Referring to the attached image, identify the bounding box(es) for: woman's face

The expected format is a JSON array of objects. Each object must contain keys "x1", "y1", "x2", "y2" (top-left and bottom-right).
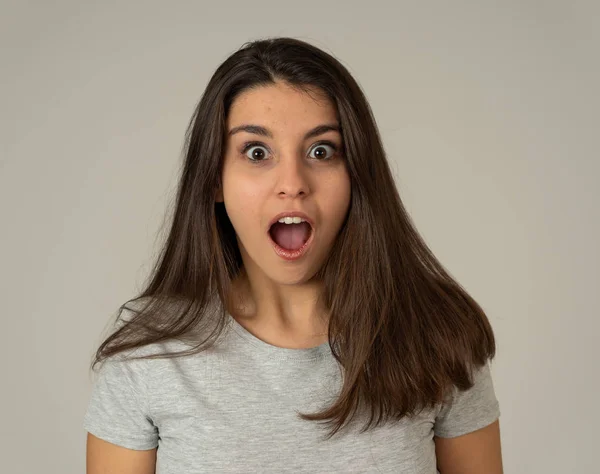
[{"x1": 217, "y1": 80, "x2": 351, "y2": 285}]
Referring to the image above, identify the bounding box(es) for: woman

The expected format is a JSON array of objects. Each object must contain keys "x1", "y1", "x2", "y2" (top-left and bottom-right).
[{"x1": 84, "y1": 37, "x2": 503, "y2": 473}]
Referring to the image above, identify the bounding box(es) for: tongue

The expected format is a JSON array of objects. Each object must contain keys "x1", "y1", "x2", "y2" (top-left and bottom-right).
[{"x1": 270, "y1": 222, "x2": 311, "y2": 250}]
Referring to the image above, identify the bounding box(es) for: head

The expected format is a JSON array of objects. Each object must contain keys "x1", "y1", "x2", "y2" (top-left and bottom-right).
[
  {"x1": 202, "y1": 38, "x2": 398, "y2": 294},
  {"x1": 95, "y1": 37, "x2": 496, "y2": 440}
]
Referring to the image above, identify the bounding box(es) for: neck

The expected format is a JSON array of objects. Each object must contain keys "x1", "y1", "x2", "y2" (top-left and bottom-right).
[{"x1": 226, "y1": 268, "x2": 330, "y2": 347}]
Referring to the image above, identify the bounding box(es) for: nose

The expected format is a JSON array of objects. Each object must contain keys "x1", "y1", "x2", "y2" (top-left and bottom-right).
[{"x1": 275, "y1": 155, "x2": 309, "y2": 199}]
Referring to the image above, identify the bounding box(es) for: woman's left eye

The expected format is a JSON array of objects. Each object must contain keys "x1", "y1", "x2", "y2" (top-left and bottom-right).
[{"x1": 309, "y1": 142, "x2": 337, "y2": 160}]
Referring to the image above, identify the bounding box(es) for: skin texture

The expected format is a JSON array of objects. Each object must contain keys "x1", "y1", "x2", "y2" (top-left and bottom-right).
[
  {"x1": 216, "y1": 80, "x2": 351, "y2": 348},
  {"x1": 434, "y1": 419, "x2": 504, "y2": 473},
  {"x1": 86, "y1": 433, "x2": 156, "y2": 474}
]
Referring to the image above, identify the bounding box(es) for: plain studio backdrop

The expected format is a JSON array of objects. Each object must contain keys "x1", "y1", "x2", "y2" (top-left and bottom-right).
[{"x1": 1, "y1": 1, "x2": 598, "y2": 473}]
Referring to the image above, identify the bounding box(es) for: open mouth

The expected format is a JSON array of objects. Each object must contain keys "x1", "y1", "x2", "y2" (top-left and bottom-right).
[{"x1": 268, "y1": 221, "x2": 313, "y2": 251}]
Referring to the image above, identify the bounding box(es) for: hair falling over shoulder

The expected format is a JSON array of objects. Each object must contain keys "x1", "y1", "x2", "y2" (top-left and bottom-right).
[{"x1": 90, "y1": 37, "x2": 496, "y2": 440}]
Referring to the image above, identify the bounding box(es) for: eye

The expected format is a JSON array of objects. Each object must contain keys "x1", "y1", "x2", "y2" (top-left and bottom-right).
[
  {"x1": 242, "y1": 143, "x2": 270, "y2": 162},
  {"x1": 309, "y1": 142, "x2": 338, "y2": 161}
]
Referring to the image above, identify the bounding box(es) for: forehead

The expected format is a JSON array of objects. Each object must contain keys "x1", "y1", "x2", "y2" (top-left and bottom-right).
[{"x1": 227, "y1": 82, "x2": 338, "y2": 129}]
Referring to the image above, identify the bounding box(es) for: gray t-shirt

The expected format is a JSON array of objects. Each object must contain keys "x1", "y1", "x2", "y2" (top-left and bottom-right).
[{"x1": 83, "y1": 311, "x2": 500, "y2": 473}]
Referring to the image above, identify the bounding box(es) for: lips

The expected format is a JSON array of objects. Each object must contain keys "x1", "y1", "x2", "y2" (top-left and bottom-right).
[{"x1": 266, "y1": 211, "x2": 316, "y2": 261}]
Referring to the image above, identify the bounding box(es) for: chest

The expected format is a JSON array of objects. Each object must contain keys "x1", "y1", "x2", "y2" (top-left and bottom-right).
[{"x1": 150, "y1": 362, "x2": 440, "y2": 473}]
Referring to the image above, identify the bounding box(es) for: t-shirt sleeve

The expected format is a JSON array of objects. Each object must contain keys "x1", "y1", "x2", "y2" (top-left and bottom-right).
[
  {"x1": 433, "y1": 361, "x2": 501, "y2": 438},
  {"x1": 83, "y1": 353, "x2": 159, "y2": 450}
]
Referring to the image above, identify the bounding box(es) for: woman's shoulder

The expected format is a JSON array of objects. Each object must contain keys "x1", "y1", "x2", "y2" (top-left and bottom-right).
[{"x1": 111, "y1": 294, "x2": 225, "y2": 360}]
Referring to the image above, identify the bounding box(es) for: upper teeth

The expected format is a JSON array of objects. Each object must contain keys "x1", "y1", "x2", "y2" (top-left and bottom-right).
[{"x1": 278, "y1": 216, "x2": 306, "y2": 224}]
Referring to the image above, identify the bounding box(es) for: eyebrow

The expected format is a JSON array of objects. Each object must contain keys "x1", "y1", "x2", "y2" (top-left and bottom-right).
[{"x1": 228, "y1": 123, "x2": 341, "y2": 140}]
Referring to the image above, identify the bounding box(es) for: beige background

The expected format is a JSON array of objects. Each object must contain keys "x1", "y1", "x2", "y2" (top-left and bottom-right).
[{"x1": 1, "y1": 1, "x2": 598, "y2": 473}]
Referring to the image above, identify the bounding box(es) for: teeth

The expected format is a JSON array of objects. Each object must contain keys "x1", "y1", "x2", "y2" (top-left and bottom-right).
[{"x1": 277, "y1": 216, "x2": 306, "y2": 224}]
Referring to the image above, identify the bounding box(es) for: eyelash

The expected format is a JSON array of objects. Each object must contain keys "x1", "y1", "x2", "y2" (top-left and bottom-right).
[{"x1": 240, "y1": 140, "x2": 340, "y2": 164}]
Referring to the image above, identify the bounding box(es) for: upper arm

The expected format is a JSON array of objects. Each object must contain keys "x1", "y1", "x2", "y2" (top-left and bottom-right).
[
  {"x1": 87, "y1": 432, "x2": 157, "y2": 474},
  {"x1": 432, "y1": 362, "x2": 502, "y2": 472},
  {"x1": 434, "y1": 418, "x2": 503, "y2": 474},
  {"x1": 83, "y1": 352, "x2": 159, "y2": 469}
]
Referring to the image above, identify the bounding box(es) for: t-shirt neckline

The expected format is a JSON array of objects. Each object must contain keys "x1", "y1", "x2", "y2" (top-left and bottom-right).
[{"x1": 225, "y1": 311, "x2": 332, "y2": 361}]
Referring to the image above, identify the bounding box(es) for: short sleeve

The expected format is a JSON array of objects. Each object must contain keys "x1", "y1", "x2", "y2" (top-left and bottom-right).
[
  {"x1": 433, "y1": 362, "x2": 501, "y2": 438},
  {"x1": 83, "y1": 353, "x2": 159, "y2": 450}
]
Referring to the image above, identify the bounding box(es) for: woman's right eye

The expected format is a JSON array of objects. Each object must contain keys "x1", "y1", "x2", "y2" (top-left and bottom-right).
[{"x1": 242, "y1": 144, "x2": 270, "y2": 162}]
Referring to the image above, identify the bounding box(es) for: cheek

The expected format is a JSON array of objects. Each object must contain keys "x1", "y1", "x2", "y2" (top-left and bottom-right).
[
  {"x1": 222, "y1": 177, "x2": 263, "y2": 234},
  {"x1": 324, "y1": 172, "x2": 351, "y2": 223}
]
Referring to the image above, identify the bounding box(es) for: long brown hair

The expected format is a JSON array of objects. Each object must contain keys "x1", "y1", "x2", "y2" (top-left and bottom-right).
[{"x1": 90, "y1": 36, "x2": 496, "y2": 440}]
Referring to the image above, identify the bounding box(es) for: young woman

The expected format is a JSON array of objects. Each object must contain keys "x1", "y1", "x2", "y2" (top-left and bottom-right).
[{"x1": 84, "y1": 37, "x2": 503, "y2": 473}]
